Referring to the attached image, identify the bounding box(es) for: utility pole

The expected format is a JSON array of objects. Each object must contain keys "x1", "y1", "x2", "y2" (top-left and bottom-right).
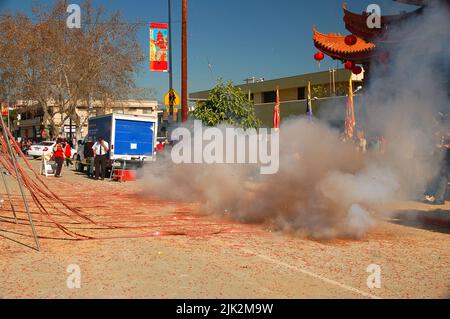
[
  {"x1": 181, "y1": 0, "x2": 188, "y2": 122},
  {"x1": 330, "y1": 68, "x2": 336, "y2": 96},
  {"x1": 168, "y1": 0, "x2": 174, "y2": 120},
  {"x1": 329, "y1": 68, "x2": 332, "y2": 97}
]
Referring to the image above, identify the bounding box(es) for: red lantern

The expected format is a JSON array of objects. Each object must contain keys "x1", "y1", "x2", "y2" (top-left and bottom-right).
[
  {"x1": 344, "y1": 61, "x2": 355, "y2": 70},
  {"x1": 314, "y1": 52, "x2": 324, "y2": 61},
  {"x1": 352, "y1": 66, "x2": 363, "y2": 75},
  {"x1": 344, "y1": 35, "x2": 357, "y2": 46},
  {"x1": 314, "y1": 52, "x2": 324, "y2": 69}
]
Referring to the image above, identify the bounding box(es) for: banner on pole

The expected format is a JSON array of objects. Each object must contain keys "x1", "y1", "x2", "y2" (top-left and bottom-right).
[{"x1": 149, "y1": 22, "x2": 169, "y2": 72}]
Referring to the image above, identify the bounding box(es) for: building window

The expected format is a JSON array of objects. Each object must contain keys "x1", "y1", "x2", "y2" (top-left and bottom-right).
[
  {"x1": 262, "y1": 91, "x2": 276, "y2": 103},
  {"x1": 298, "y1": 87, "x2": 305, "y2": 100}
]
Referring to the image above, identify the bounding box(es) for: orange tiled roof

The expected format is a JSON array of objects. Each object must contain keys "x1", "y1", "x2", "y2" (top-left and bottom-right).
[
  {"x1": 394, "y1": 0, "x2": 432, "y2": 5},
  {"x1": 342, "y1": 4, "x2": 423, "y2": 41},
  {"x1": 312, "y1": 26, "x2": 375, "y2": 64}
]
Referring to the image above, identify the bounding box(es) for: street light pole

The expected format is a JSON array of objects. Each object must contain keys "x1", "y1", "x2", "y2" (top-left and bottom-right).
[
  {"x1": 332, "y1": 68, "x2": 336, "y2": 96},
  {"x1": 168, "y1": 0, "x2": 174, "y2": 119},
  {"x1": 181, "y1": 0, "x2": 188, "y2": 122}
]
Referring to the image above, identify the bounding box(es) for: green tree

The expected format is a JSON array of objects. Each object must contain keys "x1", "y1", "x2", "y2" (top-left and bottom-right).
[{"x1": 192, "y1": 80, "x2": 261, "y2": 129}]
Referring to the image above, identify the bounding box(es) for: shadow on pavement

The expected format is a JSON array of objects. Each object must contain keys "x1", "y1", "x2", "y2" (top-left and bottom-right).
[{"x1": 390, "y1": 209, "x2": 450, "y2": 235}]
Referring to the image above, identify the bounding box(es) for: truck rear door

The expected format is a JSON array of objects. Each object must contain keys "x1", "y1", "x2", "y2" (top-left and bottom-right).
[{"x1": 114, "y1": 119, "x2": 155, "y2": 158}]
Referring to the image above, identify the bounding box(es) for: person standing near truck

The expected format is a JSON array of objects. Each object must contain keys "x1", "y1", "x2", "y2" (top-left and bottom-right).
[
  {"x1": 64, "y1": 141, "x2": 73, "y2": 167},
  {"x1": 84, "y1": 137, "x2": 95, "y2": 178},
  {"x1": 92, "y1": 136, "x2": 109, "y2": 180},
  {"x1": 53, "y1": 139, "x2": 65, "y2": 177}
]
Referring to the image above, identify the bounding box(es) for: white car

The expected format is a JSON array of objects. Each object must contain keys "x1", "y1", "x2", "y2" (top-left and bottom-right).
[
  {"x1": 27, "y1": 141, "x2": 77, "y2": 159},
  {"x1": 27, "y1": 141, "x2": 56, "y2": 158}
]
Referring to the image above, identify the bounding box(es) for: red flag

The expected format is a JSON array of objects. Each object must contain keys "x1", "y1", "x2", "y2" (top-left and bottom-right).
[
  {"x1": 345, "y1": 76, "x2": 355, "y2": 138},
  {"x1": 273, "y1": 87, "x2": 280, "y2": 130}
]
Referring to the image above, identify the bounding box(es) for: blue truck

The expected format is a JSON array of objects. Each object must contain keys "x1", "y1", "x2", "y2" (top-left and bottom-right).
[{"x1": 75, "y1": 113, "x2": 158, "y2": 172}]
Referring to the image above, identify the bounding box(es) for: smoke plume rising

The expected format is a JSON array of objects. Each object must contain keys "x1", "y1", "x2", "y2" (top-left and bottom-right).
[{"x1": 143, "y1": 3, "x2": 449, "y2": 239}]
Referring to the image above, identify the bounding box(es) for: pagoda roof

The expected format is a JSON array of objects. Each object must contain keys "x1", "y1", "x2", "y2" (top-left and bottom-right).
[
  {"x1": 343, "y1": 4, "x2": 424, "y2": 41},
  {"x1": 312, "y1": 26, "x2": 375, "y2": 64},
  {"x1": 394, "y1": 0, "x2": 433, "y2": 5}
]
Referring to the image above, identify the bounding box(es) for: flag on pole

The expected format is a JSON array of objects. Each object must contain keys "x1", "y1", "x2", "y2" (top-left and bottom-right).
[
  {"x1": 345, "y1": 74, "x2": 356, "y2": 138},
  {"x1": 306, "y1": 81, "x2": 313, "y2": 121},
  {"x1": 273, "y1": 86, "x2": 280, "y2": 130}
]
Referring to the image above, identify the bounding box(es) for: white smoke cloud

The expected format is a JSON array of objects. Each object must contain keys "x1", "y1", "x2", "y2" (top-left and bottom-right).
[{"x1": 142, "y1": 3, "x2": 449, "y2": 239}]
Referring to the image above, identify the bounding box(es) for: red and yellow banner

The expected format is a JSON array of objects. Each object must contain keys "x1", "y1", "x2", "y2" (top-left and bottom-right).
[{"x1": 149, "y1": 22, "x2": 169, "y2": 72}]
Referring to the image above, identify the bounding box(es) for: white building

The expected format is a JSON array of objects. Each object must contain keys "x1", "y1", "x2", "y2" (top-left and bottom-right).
[{"x1": 14, "y1": 99, "x2": 159, "y2": 141}]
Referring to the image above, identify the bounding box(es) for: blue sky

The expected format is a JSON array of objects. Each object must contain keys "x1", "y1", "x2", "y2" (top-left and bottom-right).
[{"x1": 0, "y1": 0, "x2": 418, "y2": 102}]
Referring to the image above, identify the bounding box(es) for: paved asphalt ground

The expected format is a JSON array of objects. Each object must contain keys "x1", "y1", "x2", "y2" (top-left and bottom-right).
[{"x1": 0, "y1": 159, "x2": 449, "y2": 299}]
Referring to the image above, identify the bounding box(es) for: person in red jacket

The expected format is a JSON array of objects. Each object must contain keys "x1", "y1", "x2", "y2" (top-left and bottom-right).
[
  {"x1": 64, "y1": 141, "x2": 73, "y2": 167},
  {"x1": 53, "y1": 139, "x2": 65, "y2": 177}
]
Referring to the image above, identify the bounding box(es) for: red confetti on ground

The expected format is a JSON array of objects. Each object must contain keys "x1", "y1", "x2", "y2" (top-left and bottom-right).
[{"x1": 0, "y1": 127, "x2": 262, "y2": 247}]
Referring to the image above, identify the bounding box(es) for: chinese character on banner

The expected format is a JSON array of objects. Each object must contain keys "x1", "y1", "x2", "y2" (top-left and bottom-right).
[{"x1": 149, "y1": 22, "x2": 169, "y2": 72}]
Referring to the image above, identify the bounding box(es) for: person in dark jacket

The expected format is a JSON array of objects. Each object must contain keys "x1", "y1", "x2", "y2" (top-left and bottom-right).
[
  {"x1": 424, "y1": 133, "x2": 449, "y2": 205},
  {"x1": 84, "y1": 138, "x2": 95, "y2": 178}
]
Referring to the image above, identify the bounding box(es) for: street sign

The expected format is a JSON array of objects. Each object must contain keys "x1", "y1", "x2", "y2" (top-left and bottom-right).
[{"x1": 164, "y1": 89, "x2": 180, "y2": 107}]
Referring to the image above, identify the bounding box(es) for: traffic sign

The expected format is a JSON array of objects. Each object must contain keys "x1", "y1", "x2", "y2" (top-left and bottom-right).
[{"x1": 164, "y1": 88, "x2": 180, "y2": 107}]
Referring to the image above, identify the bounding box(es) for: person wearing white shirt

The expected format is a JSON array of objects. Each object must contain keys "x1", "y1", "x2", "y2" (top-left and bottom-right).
[{"x1": 92, "y1": 136, "x2": 109, "y2": 180}]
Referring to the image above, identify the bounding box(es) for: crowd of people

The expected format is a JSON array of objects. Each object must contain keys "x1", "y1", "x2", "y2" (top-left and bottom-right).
[
  {"x1": 51, "y1": 136, "x2": 109, "y2": 180},
  {"x1": 340, "y1": 127, "x2": 448, "y2": 205},
  {"x1": 340, "y1": 129, "x2": 385, "y2": 154},
  {"x1": 18, "y1": 138, "x2": 35, "y2": 154}
]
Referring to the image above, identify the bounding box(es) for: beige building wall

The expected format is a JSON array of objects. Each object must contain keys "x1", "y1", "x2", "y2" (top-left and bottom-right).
[
  {"x1": 253, "y1": 93, "x2": 262, "y2": 104},
  {"x1": 280, "y1": 88, "x2": 299, "y2": 101},
  {"x1": 190, "y1": 69, "x2": 364, "y2": 104},
  {"x1": 15, "y1": 99, "x2": 159, "y2": 141}
]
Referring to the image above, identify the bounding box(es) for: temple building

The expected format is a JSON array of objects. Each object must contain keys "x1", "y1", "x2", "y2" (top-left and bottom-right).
[{"x1": 312, "y1": 0, "x2": 448, "y2": 84}]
